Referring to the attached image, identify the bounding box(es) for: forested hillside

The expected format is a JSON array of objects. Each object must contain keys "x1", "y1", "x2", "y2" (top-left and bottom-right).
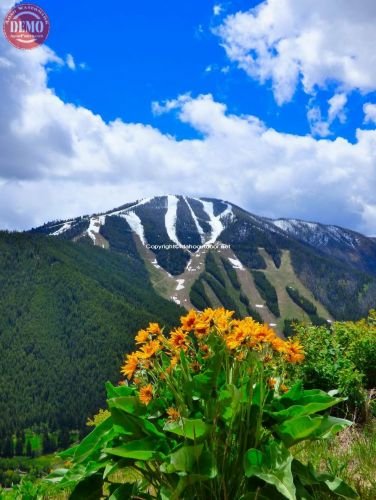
[{"x1": 0, "y1": 232, "x2": 182, "y2": 438}]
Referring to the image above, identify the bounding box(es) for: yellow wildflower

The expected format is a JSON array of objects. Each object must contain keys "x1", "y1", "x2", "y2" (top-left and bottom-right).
[
  {"x1": 194, "y1": 321, "x2": 210, "y2": 337},
  {"x1": 270, "y1": 336, "x2": 286, "y2": 353},
  {"x1": 139, "y1": 384, "x2": 153, "y2": 405},
  {"x1": 169, "y1": 328, "x2": 189, "y2": 351},
  {"x1": 180, "y1": 310, "x2": 197, "y2": 331},
  {"x1": 121, "y1": 352, "x2": 139, "y2": 380},
  {"x1": 135, "y1": 329, "x2": 149, "y2": 344},
  {"x1": 147, "y1": 322, "x2": 162, "y2": 336},
  {"x1": 226, "y1": 327, "x2": 247, "y2": 350},
  {"x1": 138, "y1": 340, "x2": 161, "y2": 359},
  {"x1": 267, "y1": 377, "x2": 277, "y2": 390},
  {"x1": 284, "y1": 340, "x2": 305, "y2": 363},
  {"x1": 166, "y1": 407, "x2": 180, "y2": 422}
]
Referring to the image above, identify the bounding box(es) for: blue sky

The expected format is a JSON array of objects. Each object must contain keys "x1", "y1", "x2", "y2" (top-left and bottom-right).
[
  {"x1": 44, "y1": 0, "x2": 363, "y2": 141},
  {"x1": 1, "y1": 0, "x2": 376, "y2": 233}
]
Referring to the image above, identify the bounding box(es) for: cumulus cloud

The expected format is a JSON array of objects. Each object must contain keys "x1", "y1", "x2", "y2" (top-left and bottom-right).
[
  {"x1": 216, "y1": 0, "x2": 376, "y2": 104},
  {"x1": 1, "y1": 17, "x2": 376, "y2": 235},
  {"x1": 308, "y1": 93, "x2": 348, "y2": 137},
  {"x1": 364, "y1": 103, "x2": 376, "y2": 124}
]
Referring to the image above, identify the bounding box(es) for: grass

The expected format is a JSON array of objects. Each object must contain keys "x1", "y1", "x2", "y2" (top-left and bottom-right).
[
  {"x1": 258, "y1": 249, "x2": 332, "y2": 330},
  {"x1": 292, "y1": 420, "x2": 376, "y2": 499}
]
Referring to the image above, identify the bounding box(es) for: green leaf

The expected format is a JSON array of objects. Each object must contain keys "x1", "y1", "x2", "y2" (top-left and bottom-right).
[
  {"x1": 267, "y1": 398, "x2": 344, "y2": 422},
  {"x1": 109, "y1": 483, "x2": 135, "y2": 499},
  {"x1": 292, "y1": 460, "x2": 358, "y2": 498},
  {"x1": 110, "y1": 407, "x2": 165, "y2": 439},
  {"x1": 192, "y1": 369, "x2": 216, "y2": 396},
  {"x1": 108, "y1": 396, "x2": 146, "y2": 416},
  {"x1": 70, "y1": 473, "x2": 103, "y2": 499},
  {"x1": 106, "y1": 381, "x2": 134, "y2": 398},
  {"x1": 275, "y1": 415, "x2": 351, "y2": 447},
  {"x1": 164, "y1": 418, "x2": 210, "y2": 440},
  {"x1": 244, "y1": 448, "x2": 264, "y2": 476},
  {"x1": 161, "y1": 444, "x2": 204, "y2": 473},
  {"x1": 72, "y1": 416, "x2": 115, "y2": 463},
  {"x1": 218, "y1": 384, "x2": 241, "y2": 422},
  {"x1": 244, "y1": 441, "x2": 296, "y2": 500},
  {"x1": 105, "y1": 437, "x2": 165, "y2": 461}
]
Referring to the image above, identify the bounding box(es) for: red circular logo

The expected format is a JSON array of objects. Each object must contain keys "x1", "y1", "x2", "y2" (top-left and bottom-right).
[{"x1": 3, "y1": 4, "x2": 50, "y2": 50}]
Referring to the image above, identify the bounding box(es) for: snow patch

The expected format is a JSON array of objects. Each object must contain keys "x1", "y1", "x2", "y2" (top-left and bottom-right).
[
  {"x1": 176, "y1": 279, "x2": 185, "y2": 291},
  {"x1": 122, "y1": 211, "x2": 146, "y2": 244},
  {"x1": 151, "y1": 259, "x2": 161, "y2": 269},
  {"x1": 184, "y1": 197, "x2": 204, "y2": 242},
  {"x1": 228, "y1": 257, "x2": 244, "y2": 270},
  {"x1": 171, "y1": 296, "x2": 181, "y2": 305},
  {"x1": 51, "y1": 221, "x2": 72, "y2": 236},
  {"x1": 200, "y1": 200, "x2": 233, "y2": 244},
  {"x1": 273, "y1": 219, "x2": 359, "y2": 249},
  {"x1": 109, "y1": 197, "x2": 152, "y2": 217},
  {"x1": 165, "y1": 195, "x2": 181, "y2": 246},
  {"x1": 87, "y1": 216, "x2": 106, "y2": 243}
]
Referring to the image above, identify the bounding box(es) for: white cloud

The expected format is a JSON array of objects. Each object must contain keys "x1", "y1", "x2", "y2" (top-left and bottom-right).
[
  {"x1": 328, "y1": 93, "x2": 348, "y2": 124},
  {"x1": 216, "y1": 0, "x2": 376, "y2": 104},
  {"x1": 0, "y1": 25, "x2": 376, "y2": 235},
  {"x1": 364, "y1": 103, "x2": 376, "y2": 124},
  {"x1": 308, "y1": 93, "x2": 348, "y2": 137},
  {"x1": 66, "y1": 53, "x2": 76, "y2": 70},
  {"x1": 213, "y1": 4, "x2": 223, "y2": 16}
]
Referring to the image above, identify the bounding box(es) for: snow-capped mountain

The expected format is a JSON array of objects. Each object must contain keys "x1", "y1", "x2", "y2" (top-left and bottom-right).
[{"x1": 31, "y1": 195, "x2": 376, "y2": 323}]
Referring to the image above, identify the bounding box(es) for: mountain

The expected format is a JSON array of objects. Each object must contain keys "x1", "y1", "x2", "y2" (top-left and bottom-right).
[
  {"x1": 2, "y1": 194, "x2": 375, "y2": 439},
  {"x1": 0, "y1": 231, "x2": 182, "y2": 438},
  {"x1": 32, "y1": 195, "x2": 376, "y2": 326}
]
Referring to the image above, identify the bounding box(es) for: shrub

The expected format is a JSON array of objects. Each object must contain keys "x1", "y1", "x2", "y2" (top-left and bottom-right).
[
  {"x1": 49, "y1": 309, "x2": 356, "y2": 499},
  {"x1": 291, "y1": 311, "x2": 376, "y2": 421}
]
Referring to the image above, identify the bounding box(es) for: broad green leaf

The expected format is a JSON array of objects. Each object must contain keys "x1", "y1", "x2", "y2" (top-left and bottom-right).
[
  {"x1": 292, "y1": 460, "x2": 358, "y2": 498},
  {"x1": 172, "y1": 471, "x2": 216, "y2": 500},
  {"x1": 110, "y1": 408, "x2": 143, "y2": 437},
  {"x1": 240, "y1": 487, "x2": 287, "y2": 499},
  {"x1": 105, "y1": 437, "x2": 165, "y2": 461},
  {"x1": 244, "y1": 441, "x2": 296, "y2": 500},
  {"x1": 325, "y1": 476, "x2": 358, "y2": 498},
  {"x1": 70, "y1": 473, "x2": 103, "y2": 500},
  {"x1": 192, "y1": 369, "x2": 216, "y2": 397},
  {"x1": 106, "y1": 381, "x2": 134, "y2": 398},
  {"x1": 164, "y1": 418, "x2": 210, "y2": 440},
  {"x1": 243, "y1": 449, "x2": 263, "y2": 476},
  {"x1": 274, "y1": 414, "x2": 350, "y2": 447},
  {"x1": 72, "y1": 416, "x2": 114, "y2": 463},
  {"x1": 108, "y1": 396, "x2": 146, "y2": 416},
  {"x1": 58, "y1": 444, "x2": 78, "y2": 460},
  {"x1": 110, "y1": 407, "x2": 165, "y2": 439},
  {"x1": 109, "y1": 483, "x2": 135, "y2": 499},
  {"x1": 161, "y1": 444, "x2": 204, "y2": 473},
  {"x1": 218, "y1": 384, "x2": 241, "y2": 422},
  {"x1": 267, "y1": 399, "x2": 344, "y2": 422}
]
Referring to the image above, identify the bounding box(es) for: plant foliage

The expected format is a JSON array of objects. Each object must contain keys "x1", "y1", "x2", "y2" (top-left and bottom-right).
[{"x1": 50, "y1": 309, "x2": 356, "y2": 499}]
